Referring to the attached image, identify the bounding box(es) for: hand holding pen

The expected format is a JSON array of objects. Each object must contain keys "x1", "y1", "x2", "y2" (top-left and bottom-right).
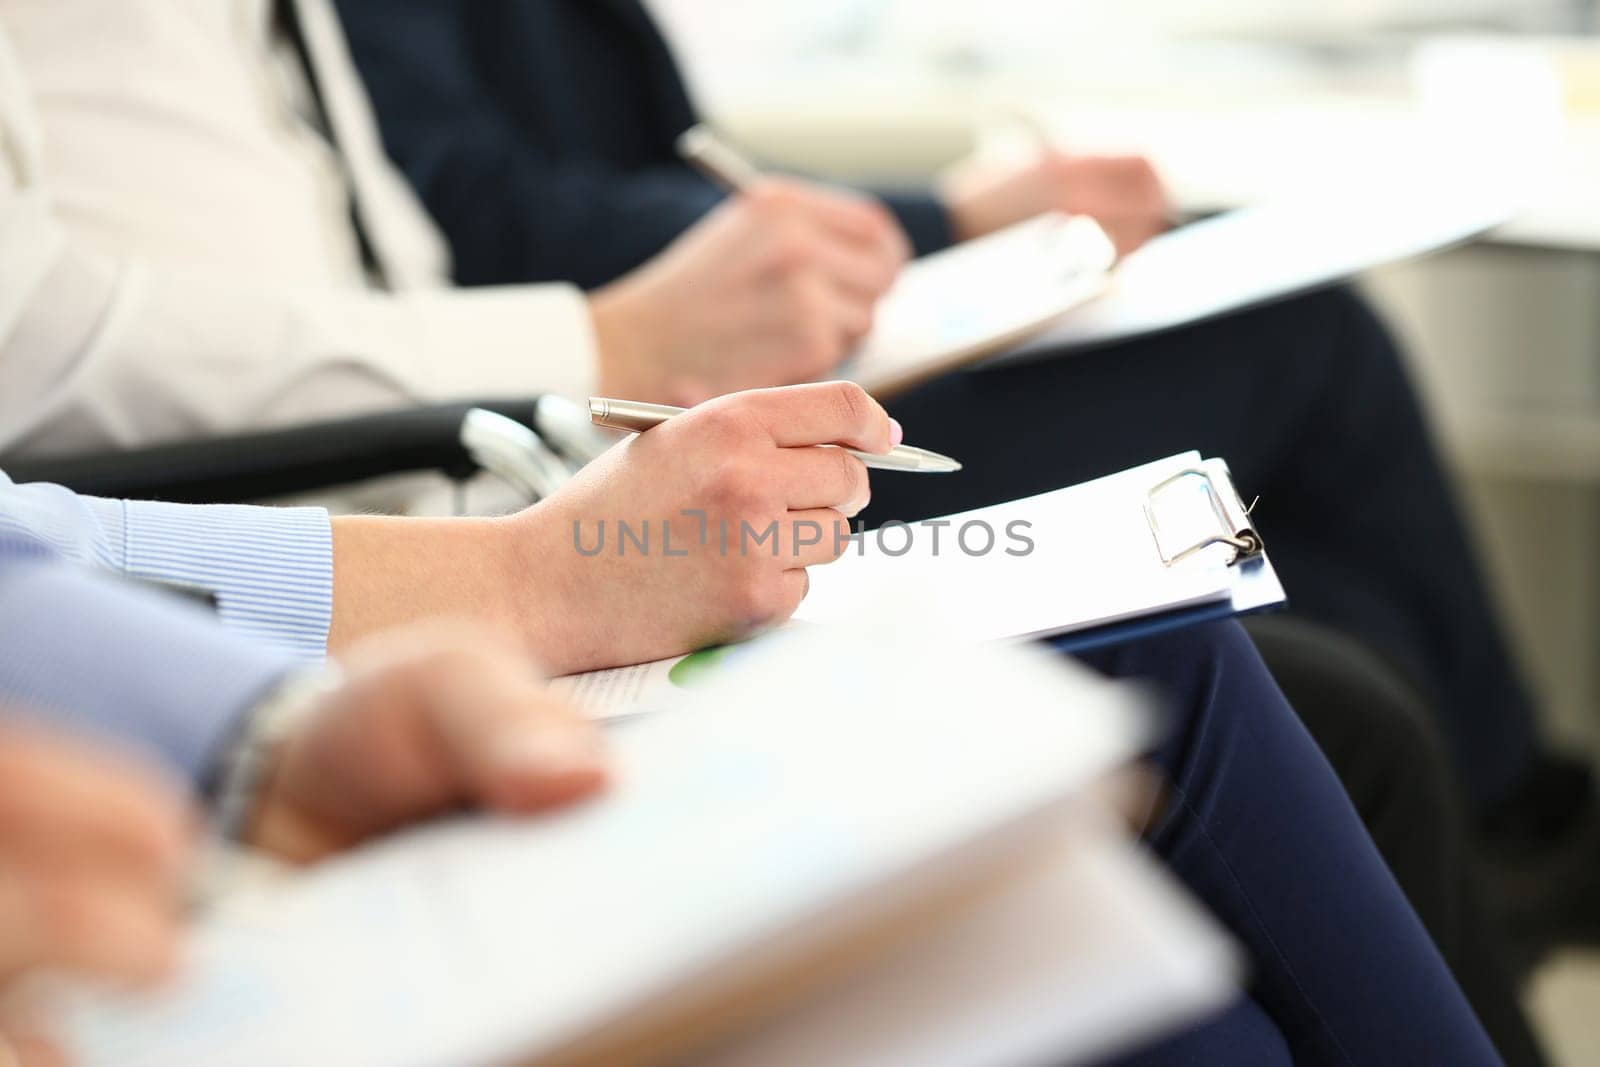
[{"x1": 587, "y1": 129, "x2": 908, "y2": 404}]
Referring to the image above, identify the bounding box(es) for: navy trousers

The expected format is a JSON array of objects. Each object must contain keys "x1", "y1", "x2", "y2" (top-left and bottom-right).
[
  {"x1": 1078, "y1": 622, "x2": 1500, "y2": 1065},
  {"x1": 870, "y1": 286, "x2": 1534, "y2": 815}
]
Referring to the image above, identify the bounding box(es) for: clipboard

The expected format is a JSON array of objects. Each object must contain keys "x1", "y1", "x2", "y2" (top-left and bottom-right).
[
  {"x1": 555, "y1": 454, "x2": 1289, "y2": 723},
  {"x1": 988, "y1": 180, "x2": 1513, "y2": 365},
  {"x1": 1050, "y1": 459, "x2": 1282, "y2": 655},
  {"x1": 843, "y1": 212, "x2": 1116, "y2": 398},
  {"x1": 799, "y1": 451, "x2": 1284, "y2": 647}
]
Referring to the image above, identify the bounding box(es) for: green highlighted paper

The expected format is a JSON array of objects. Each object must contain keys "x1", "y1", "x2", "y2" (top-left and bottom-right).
[{"x1": 666, "y1": 645, "x2": 737, "y2": 688}]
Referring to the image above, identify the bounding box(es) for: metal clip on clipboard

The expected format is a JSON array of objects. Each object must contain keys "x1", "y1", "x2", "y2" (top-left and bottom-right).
[{"x1": 1143, "y1": 460, "x2": 1265, "y2": 567}]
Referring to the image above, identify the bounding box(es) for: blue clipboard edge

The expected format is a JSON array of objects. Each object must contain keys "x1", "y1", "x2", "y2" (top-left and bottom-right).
[
  {"x1": 1046, "y1": 552, "x2": 1287, "y2": 655},
  {"x1": 1046, "y1": 592, "x2": 1287, "y2": 656}
]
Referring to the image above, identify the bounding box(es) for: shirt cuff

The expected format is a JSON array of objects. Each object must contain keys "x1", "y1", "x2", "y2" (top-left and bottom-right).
[
  {"x1": 85, "y1": 496, "x2": 333, "y2": 661},
  {"x1": 0, "y1": 561, "x2": 297, "y2": 787},
  {"x1": 874, "y1": 190, "x2": 957, "y2": 258},
  {"x1": 406, "y1": 282, "x2": 599, "y2": 403}
]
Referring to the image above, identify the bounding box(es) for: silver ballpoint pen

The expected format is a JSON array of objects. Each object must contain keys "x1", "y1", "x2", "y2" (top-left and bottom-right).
[
  {"x1": 676, "y1": 124, "x2": 762, "y2": 192},
  {"x1": 589, "y1": 398, "x2": 962, "y2": 474}
]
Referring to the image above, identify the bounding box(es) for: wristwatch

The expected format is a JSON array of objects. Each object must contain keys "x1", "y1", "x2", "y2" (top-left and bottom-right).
[{"x1": 209, "y1": 667, "x2": 342, "y2": 843}]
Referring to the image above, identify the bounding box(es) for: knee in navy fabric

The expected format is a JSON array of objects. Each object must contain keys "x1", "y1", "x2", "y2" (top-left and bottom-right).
[{"x1": 1071, "y1": 620, "x2": 1283, "y2": 784}]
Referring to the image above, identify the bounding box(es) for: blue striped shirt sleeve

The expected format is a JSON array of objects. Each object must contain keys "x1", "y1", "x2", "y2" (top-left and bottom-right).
[
  {"x1": 0, "y1": 556, "x2": 297, "y2": 786},
  {"x1": 0, "y1": 471, "x2": 333, "y2": 661}
]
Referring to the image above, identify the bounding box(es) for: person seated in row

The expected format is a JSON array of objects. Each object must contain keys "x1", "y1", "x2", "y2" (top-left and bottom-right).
[
  {"x1": 0, "y1": 507, "x2": 1503, "y2": 1065},
  {"x1": 330, "y1": 0, "x2": 1600, "y2": 934},
  {"x1": 0, "y1": 0, "x2": 1579, "y2": 923},
  {"x1": 0, "y1": 382, "x2": 1541, "y2": 1063}
]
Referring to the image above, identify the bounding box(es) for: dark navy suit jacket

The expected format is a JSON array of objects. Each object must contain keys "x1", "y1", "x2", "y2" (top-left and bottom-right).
[{"x1": 336, "y1": 0, "x2": 954, "y2": 289}]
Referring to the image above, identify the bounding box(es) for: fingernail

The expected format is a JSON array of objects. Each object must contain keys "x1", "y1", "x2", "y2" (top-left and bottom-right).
[{"x1": 888, "y1": 418, "x2": 904, "y2": 448}]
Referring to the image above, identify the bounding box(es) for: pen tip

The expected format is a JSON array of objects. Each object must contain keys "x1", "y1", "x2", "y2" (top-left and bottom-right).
[{"x1": 896, "y1": 444, "x2": 962, "y2": 473}]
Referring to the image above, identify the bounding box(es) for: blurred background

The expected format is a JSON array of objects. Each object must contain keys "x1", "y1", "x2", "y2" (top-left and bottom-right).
[{"x1": 649, "y1": 0, "x2": 1600, "y2": 1060}]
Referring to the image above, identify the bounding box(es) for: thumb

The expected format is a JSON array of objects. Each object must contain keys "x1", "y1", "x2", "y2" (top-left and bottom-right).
[
  {"x1": 425, "y1": 664, "x2": 611, "y2": 816},
  {"x1": 255, "y1": 626, "x2": 611, "y2": 864}
]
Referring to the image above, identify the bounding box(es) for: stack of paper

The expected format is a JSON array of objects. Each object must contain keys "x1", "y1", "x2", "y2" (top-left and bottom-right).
[
  {"x1": 703, "y1": 823, "x2": 1239, "y2": 1067},
  {"x1": 51, "y1": 614, "x2": 1237, "y2": 1067}
]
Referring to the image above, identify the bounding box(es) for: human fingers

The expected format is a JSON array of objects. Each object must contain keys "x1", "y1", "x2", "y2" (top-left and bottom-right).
[
  {"x1": 810, "y1": 192, "x2": 910, "y2": 286},
  {"x1": 733, "y1": 382, "x2": 897, "y2": 453},
  {"x1": 777, "y1": 445, "x2": 871, "y2": 516},
  {"x1": 417, "y1": 667, "x2": 610, "y2": 817},
  {"x1": 0, "y1": 868, "x2": 180, "y2": 988},
  {"x1": 780, "y1": 270, "x2": 875, "y2": 366},
  {"x1": 0, "y1": 732, "x2": 187, "y2": 891},
  {"x1": 767, "y1": 219, "x2": 900, "y2": 302},
  {"x1": 751, "y1": 180, "x2": 904, "y2": 258},
  {"x1": 778, "y1": 509, "x2": 854, "y2": 568},
  {"x1": 254, "y1": 626, "x2": 611, "y2": 864},
  {"x1": 772, "y1": 569, "x2": 812, "y2": 623}
]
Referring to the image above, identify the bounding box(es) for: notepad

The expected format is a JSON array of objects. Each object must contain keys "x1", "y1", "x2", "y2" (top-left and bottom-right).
[
  {"x1": 989, "y1": 181, "x2": 1511, "y2": 363},
  {"x1": 49, "y1": 614, "x2": 1235, "y2": 1067},
  {"x1": 843, "y1": 211, "x2": 1115, "y2": 396}
]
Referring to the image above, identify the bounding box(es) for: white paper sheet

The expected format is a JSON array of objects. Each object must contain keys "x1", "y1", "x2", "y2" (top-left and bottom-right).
[
  {"x1": 548, "y1": 653, "x2": 684, "y2": 720},
  {"x1": 797, "y1": 453, "x2": 1250, "y2": 643},
  {"x1": 991, "y1": 179, "x2": 1512, "y2": 362}
]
